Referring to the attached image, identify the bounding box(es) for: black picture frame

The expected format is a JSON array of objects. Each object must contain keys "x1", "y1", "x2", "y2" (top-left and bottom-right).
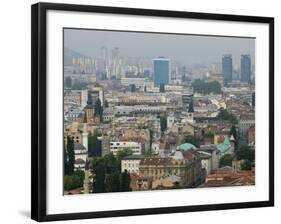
[{"x1": 31, "y1": 2, "x2": 274, "y2": 222}]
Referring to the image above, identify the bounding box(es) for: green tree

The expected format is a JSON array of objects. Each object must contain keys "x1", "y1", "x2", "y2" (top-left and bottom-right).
[
  {"x1": 120, "y1": 170, "x2": 131, "y2": 192},
  {"x1": 188, "y1": 99, "x2": 194, "y2": 113},
  {"x1": 66, "y1": 136, "x2": 75, "y2": 175},
  {"x1": 182, "y1": 135, "x2": 200, "y2": 147},
  {"x1": 240, "y1": 160, "x2": 253, "y2": 170},
  {"x1": 88, "y1": 131, "x2": 100, "y2": 157},
  {"x1": 64, "y1": 175, "x2": 81, "y2": 191},
  {"x1": 236, "y1": 145, "x2": 255, "y2": 162},
  {"x1": 219, "y1": 154, "x2": 233, "y2": 167},
  {"x1": 160, "y1": 116, "x2": 167, "y2": 133},
  {"x1": 91, "y1": 150, "x2": 132, "y2": 193},
  {"x1": 116, "y1": 149, "x2": 133, "y2": 171},
  {"x1": 192, "y1": 79, "x2": 222, "y2": 94},
  {"x1": 94, "y1": 98, "x2": 103, "y2": 119},
  {"x1": 204, "y1": 131, "x2": 214, "y2": 138},
  {"x1": 159, "y1": 83, "x2": 165, "y2": 93},
  {"x1": 104, "y1": 152, "x2": 119, "y2": 173},
  {"x1": 93, "y1": 163, "x2": 106, "y2": 193},
  {"x1": 64, "y1": 170, "x2": 85, "y2": 191},
  {"x1": 217, "y1": 109, "x2": 238, "y2": 125},
  {"x1": 74, "y1": 169, "x2": 85, "y2": 182},
  {"x1": 64, "y1": 142, "x2": 70, "y2": 175},
  {"x1": 105, "y1": 172, "x2": 120, "y2": 192}
]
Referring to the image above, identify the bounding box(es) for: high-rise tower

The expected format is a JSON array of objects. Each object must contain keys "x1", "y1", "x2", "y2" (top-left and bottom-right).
[
  {"x1": 153, "y1": 57, "x2": 170, "y2": 86},
  {"x1": 241, "y1": 54, "x2": 251, "y2": 83},
  {"x1": 222, "y1": 54, "x2": 232, "y2": 85}
]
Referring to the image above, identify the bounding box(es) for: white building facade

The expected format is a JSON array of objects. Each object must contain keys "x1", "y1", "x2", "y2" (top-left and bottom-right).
[
  {"x1": 110, "y1": 141, "x2": 142, "y2": 155},
  {"x1": 121, "y1": 155, "x2": 144, "y2": 175}
]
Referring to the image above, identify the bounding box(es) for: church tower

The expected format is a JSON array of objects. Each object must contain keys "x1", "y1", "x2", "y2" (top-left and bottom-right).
[
  {"x1": 83, "y1": 100, "x2": 94, "y2": 124},
  {"x1": 187, "y1": 98, "x2": 194, "y2": 122}
]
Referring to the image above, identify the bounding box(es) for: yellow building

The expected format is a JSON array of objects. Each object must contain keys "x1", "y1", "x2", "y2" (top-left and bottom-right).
[{"x1": 139, "y1": 150, "x2": 201, "y2": 188}]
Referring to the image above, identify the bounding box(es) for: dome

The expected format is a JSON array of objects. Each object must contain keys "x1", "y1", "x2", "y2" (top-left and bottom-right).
[
  {"x1": 75, "y1": 158, "x2": 85, "y2": 165},
  {"x1": 179, "y1": 143, "x2": 196, "y2": 151},
  {"x1": 74, "y1": 143, "x2": 86, "y2": 150}
]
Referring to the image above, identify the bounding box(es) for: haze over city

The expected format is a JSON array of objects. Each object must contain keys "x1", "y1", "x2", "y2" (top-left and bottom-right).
[{"x1": 64, "y1": 28, "x2": 255, "y2": 68}]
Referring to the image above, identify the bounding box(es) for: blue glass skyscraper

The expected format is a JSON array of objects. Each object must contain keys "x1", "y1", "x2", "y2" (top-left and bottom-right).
[
  {"x1": 153, "y1": 57, "x2": 170, "y2": 86},
  {"x1": 241, "y1": 54, "x2": 251, "y2": 83},
  {"x1": 222, "y1": 54, "x2": 232, "y2": 85}
]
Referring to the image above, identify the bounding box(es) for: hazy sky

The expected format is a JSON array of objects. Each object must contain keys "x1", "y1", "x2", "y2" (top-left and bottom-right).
[{"x1": 64, "y1": 28, "x2": 255, "y2": 68}]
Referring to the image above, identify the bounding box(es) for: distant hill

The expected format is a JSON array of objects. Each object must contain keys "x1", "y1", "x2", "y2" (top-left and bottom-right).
[{"x1": 64, "y1": 47, "x2": 89, "y2": 65}]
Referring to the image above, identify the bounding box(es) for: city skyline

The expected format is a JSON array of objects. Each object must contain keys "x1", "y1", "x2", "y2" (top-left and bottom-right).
[
  {"x1": 63, "y1": 28, "x2": 256, "y2": 195},
  {"x1": 64, "y1": 29, "x2": 255, "y2": 68}
]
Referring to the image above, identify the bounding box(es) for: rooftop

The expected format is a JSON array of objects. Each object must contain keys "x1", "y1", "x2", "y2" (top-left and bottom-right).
[
  {"x1": 216, "y1": 137, "x2": 231, "y2": 154},
  {"x1": 140, "y1": 158, "x2": 172, "y2": 166},
  {"x1": 179, "y1": 143, "x2": 197, "y2": 151},
  {"x1": 122, "y1": 155, "x2": 145, "y2": 160},
  {"x1": 199, "y1": 168, "x2": 255, "y2": 187},
  {"x1": 74, "y1": 143, "x2": 86, "y2": 150}
]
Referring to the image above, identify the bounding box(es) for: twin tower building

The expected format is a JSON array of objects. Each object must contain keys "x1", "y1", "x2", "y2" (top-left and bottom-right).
[{"x1": 222, "y1": 54, "x2": 252, "y2": 85}]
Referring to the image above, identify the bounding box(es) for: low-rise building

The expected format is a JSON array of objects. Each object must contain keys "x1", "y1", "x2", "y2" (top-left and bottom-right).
[
  {"x1": 200, "y1": 167, "x2": 255, "y2": 187},
  {"x1": 239, "y1": 115, "x2": 255, "y2": 135},
  {"x1": 110, "y1": 141, "x2": 142, "y2": 155},
  {"x1": 139, "y1": 149, "x2": 201, "y2": 188},
  {"x1": 103, "y1": 107, "x2": 114, "y2": 122},
  {"x1": 65, "y1": 106, "x2": 83, "y2": 122},
  {"x1": 196, "y1": 145, "x2": 219, "y2": 176},
  {"x1": 136, "y1": 176, "x2": 153, "y2": 191},
  {"x1": 121, "y1": 155, "x2": 145, "y2": 175}
]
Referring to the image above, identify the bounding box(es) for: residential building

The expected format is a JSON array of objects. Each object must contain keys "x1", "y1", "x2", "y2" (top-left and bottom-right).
[
  {"x1": 200, "y1": 167, "x2": 255, "y2": 187},
  {"x1": 110, "y1": 141, "x2": 142, "y2": 155},
  {"x1": 64, "y1": 106, "x2": 83, "y2": 122},
  {"x1": 139, "y1": 149, "x2": 201, "y2": 188},
  {"x1": 238, "y1": 115, "x2": 255, "y2": 135},
  {"x1": 196, "y1": 145, "x2": 219, "y2": 176}
]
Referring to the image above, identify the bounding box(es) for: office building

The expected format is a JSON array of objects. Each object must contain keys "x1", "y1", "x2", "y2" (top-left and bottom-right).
[
  {"x1": 241, "y1": 54, "x2": 251, "y2": 83},
  {"x1": 222, "y1": 54, "x2": 232, "y2": 85},
  {"x1": 153, "y1": 57, "x2": 170, "y2": 86}
]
